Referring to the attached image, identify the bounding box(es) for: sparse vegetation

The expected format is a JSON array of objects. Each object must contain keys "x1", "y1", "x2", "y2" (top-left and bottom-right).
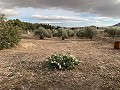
[{"x1": 0, "y1": 13, "x2": 120, "y2": 90}]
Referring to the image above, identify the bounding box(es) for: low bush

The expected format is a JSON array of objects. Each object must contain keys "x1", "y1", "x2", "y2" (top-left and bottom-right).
[
  {"x1": 76, "y1": 27, "x2": 98, "y2": 40},
  {"x1": 34, "y1": 27, "x2": 52, "y2": 39},
  {"x1": 46, "y1": 29, "x2": 52, "y2": 38},
  {"x1": 84, "y1": 26, "x2": 98, "y2": 40},
  {"x1": 67, "y1": 29, "x2": 75, "y2": 37},
  {"x1": 47, "y1": 53, "x2": 80, "y2": 70},
  {"x1": 52, "y1": 29, "x2": 58, "y2": 37},
  {"x1": 76, "y1": 29, "x2": 86, "y2": 38},
  {"x1": 104, "y1": 27, "x2": 120, "y2": 38},
  {"x1": 57, "y1": 28, "x2": 68, "y2": 40}
]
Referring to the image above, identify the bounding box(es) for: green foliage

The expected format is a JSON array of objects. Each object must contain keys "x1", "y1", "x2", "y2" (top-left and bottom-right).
[
  {"x1": 0, "y1": 14, "x2": 21, "y2": 50},
  {"x1": 48, "y1": 53, "x2": 80, "y2": 70},
  {"x1": 116, "y1": 29, "x2": 120, "y2": 37},
  {"x1": 84, "y1": 26, "x2": 98, "y2": 40},
  {"x1": 34, "y1": 27, "x2": 52, "y2": 39},
  {"x1": 67, "y1": 29, "x2": 75, "y2": 37},
  {"x1": 104, "y1": 27, "x2": 120, "y2": 38},
  {"x1": 76, "y1": 29, "x2": 86, "y2": 38},
  {"x1": 57, "y1": 28, "x2": 68, "y2": 40},
  {"x1": 76, "y1": 26, "x2": 98, "y2": 40},
  {"x1": 6, "y1": 19, "x2": 61, "y2": 32},
  {"x1": 46, "y1": 29, "x2": 52, "y2": 38},
  {"x1": 0, "y1": 27, "x2": 21, "y2": 50},
  {"x1": 52, "y1": 29, "x2": 58, "y2": 37}
]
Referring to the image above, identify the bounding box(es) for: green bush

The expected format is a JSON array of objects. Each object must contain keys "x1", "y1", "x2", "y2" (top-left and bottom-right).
[
  {"x1": 76, "y1": 29, "x2": 86, "y2": 38},
  {"x1": 0, "y1": 14, "x2": 21, "y2": 50},
  {"x1": 67, "y1": 29, "x2": 75, "y2": 37},
  {"x1": 0, "y1": 26, "x2": 21, "y2": 50},
  {"x1": 48, "y1": 53, "x2": 80, "y2": 70},
  {"x1": 46, "y1": 29, "x2": 52, "y2": 38},
  {"x1": 105, "y1": 27, "x2": 120, "y2": 38},
  {"x1": 57, "y1": 28, "x2": 68, "y2": 40},
  {"x1": 76, "y1": 27, "x2": 98, "y2": 40},
  {"x1": 52, "y1": 29, "x2": 58, "y2": 37},
  {"x1": 34, "y1": 27, "x2": 51, "y2": 39},
  {"x1": 84, "y1": 26, "x2": 98, "y2": 40},
  {"x1": 116, "y1": 29, "x2": 120, "y2": 37}
]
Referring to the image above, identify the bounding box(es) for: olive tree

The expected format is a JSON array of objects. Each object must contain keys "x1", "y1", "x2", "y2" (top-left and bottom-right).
[
  {"x1": 57, "y1": 28, "x2": 68, "y2": 40},
  {"x1": 104, "y1": 27, "x2": 120, "y2": 39}
]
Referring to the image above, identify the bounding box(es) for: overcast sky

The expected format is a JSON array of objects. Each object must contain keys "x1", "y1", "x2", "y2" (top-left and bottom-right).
[{"x1": 0, "y1": 0, "x2": 120, "y2": 27}]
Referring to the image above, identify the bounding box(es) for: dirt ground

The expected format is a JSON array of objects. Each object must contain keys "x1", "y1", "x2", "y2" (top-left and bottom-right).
[{"x1": 0, "y1": 37, "x2": 120, "y2": 90}]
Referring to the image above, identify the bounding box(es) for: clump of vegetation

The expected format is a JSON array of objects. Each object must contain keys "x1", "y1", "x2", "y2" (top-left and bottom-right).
[
  {"x1": 76, "y1": 26, "x2": 98, "y2": 40},
  {"x1": 52, "y1": 29, "x2": 58, "y2": 37},
  {"x1": 46, "y1": 29, "x2": 52, "y2": 38},
  {"x1": 57, "y1": 28, "x2": 68, "y2": 40},
  {"x1": 104, "y1": 27, "x2": 120, "y2": 38},
  {"x1": 0, "y1": 14, "x2": 21, "y2": 50},
  {"x1": 34, "y1": 27, "x2": 52, "y2": 39},
  {"x1": 67, "y1": 29, "x2": 75, "y2": 37},
  {"x1": 47, "y1": 53, "x2": 80, "y2": 70},
  {"x1": 76, "y1": 29, "x2": 86, "y2": 38},
  {"x1": 84, "y1": 26, "x2": 98, "y2": 40}
]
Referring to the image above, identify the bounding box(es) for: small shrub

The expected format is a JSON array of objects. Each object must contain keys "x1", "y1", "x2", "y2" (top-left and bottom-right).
[
  {"x1": 47, "y1": 53, "x2": 80, "y2": 70},
  {"x1": 104, "y1": 27, "x2": 120, "y2": 38},
  {"x1": 76, "y1": 29, "x2": 86, "y2": 38},
  {"x1": 76, "y1": 27, "x2": 98, "y2": 40},
  {"x1": 67, "y1": 29, "x2": 75, "y2": 37},
  {"x1": 52, "y1": 29, "x2": 58, "y2": 37},
  {"x1": 104, "y1": 27, "x2": 116, "y2": 38},
  {"x1": 84, "y1": 26, "x2": 98, "y2": 40},
  {"x1": 34, "y1": 27, "x2": 51, "y2": 39},
  {"x1": 46, "y1": 29, "x2": 52, "y2": 38},
  {"x1": 57, "y1": 28, "x2": 68, "y2": 40},
  {"x1": 116, "y1": 29, "x2": 120, "y2": 37}
]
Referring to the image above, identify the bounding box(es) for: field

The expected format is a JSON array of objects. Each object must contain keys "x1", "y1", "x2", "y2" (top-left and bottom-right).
[{"x1": 0, "y1": 36, "x2": 120, "y2": 90}]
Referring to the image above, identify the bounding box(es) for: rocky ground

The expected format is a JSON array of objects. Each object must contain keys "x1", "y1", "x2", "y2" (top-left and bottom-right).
[{"x1": 0, "y1": 37, "x2": 120, "y2": 90}]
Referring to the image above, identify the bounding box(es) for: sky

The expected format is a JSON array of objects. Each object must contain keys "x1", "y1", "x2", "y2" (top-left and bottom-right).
[{"x1": 0, "y1": 0, "x2": 120, "y2": 27}]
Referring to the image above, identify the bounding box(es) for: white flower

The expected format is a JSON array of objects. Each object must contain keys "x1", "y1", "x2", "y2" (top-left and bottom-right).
[
  {"x1": 70, "y1": 55, "x2": 73, "y2": 57},
  {"x1": 75, "y1": 59, "x2": 78, "y2": 62},
  {"x1": 59, "y1": 65, "x2": 61, "y2": 69},
  {"x1": 51, "y1": 61, "x2": 53, "y2": 63}
]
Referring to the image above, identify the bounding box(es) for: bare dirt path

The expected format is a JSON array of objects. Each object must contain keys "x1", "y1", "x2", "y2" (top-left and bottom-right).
[{"x1": 0, "y1": 38, "x2": 120, "y2": 90}]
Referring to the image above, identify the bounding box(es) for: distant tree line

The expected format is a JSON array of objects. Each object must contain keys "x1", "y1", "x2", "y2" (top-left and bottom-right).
[{"x1": 6, "y1": 19, "x2": 61, "y2": 32}]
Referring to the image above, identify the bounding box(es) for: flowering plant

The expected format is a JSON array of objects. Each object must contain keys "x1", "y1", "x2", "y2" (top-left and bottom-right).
[{"x1": 47, "y1": 53, "x2": 80, "y2": 70}]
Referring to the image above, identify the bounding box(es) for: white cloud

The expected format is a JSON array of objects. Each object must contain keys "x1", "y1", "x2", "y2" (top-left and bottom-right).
[
  {"x1": 37, "y1": 21, "x2": 62, "y2": 24},
  {"x1": 31, "y1": 14, "x2": 88, "y2": 21},
  {"x1": 0, "y1": 8, "x2": 19, "y2": 17}
]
